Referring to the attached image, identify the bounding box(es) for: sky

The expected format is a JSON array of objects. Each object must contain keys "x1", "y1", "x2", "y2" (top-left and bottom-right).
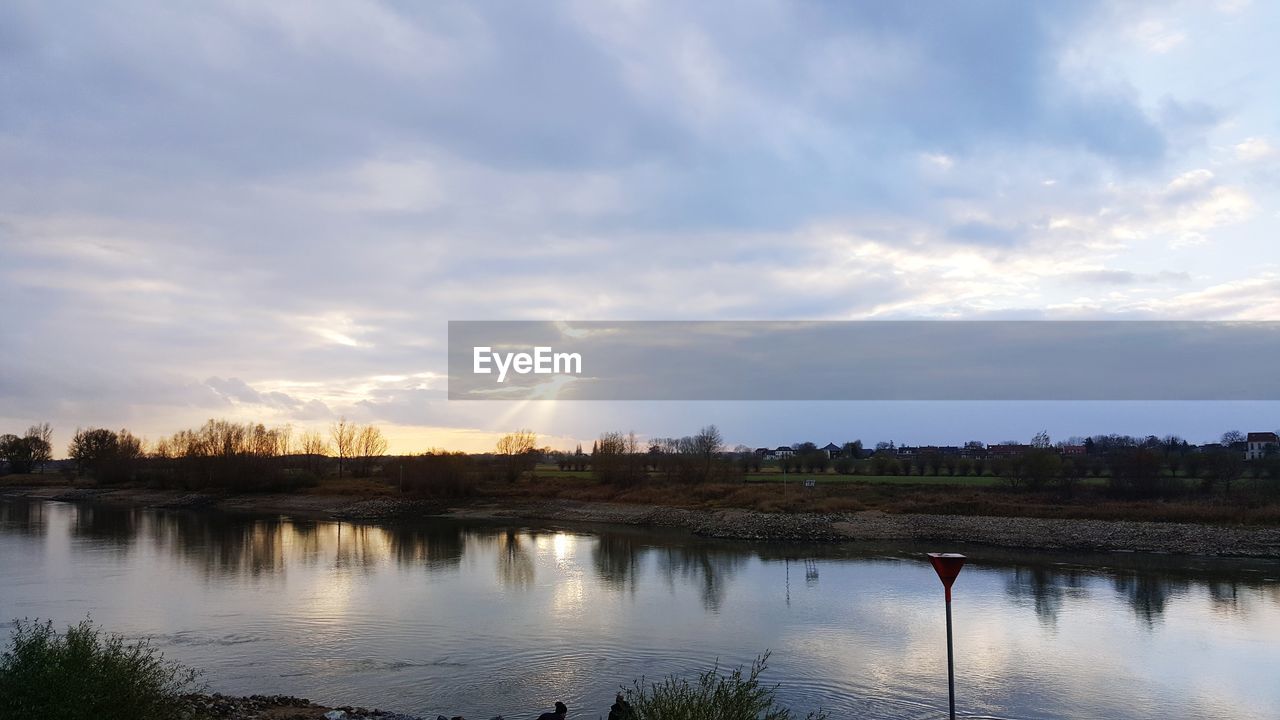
[{"x1": 1, "y1": 0, "x2": 1278, "y2": 455}]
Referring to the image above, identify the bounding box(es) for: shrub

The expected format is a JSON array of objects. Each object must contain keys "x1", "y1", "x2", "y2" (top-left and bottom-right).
[
  {"x1": 399, "y1": 451, "x2": 480, "y2": 498},
  {"x1": 0, "y1": 617, "x2": 203, "y2": 720},
  {"x1": 624, "y1": 651, "x2": 827, "y2": 720}
]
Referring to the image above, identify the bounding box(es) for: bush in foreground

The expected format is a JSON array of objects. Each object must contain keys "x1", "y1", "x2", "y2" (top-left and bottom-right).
[
  {"x1": 625, "y1": 651, "x2": 827, "y2": 720},
  {"x1": 0, "y1": 618, "x2": 203, "y2": 720}
]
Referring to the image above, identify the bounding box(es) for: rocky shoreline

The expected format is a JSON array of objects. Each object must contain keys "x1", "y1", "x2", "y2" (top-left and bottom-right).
[
  {"x1": 180, "y1": 693, "x2": 488, "y2": 720},
  {"x1": 4, "y1": 485, "x2": 1280, "y2": 558}
]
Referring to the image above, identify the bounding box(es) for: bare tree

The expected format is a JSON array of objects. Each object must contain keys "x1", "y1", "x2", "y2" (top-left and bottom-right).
[
  {"x1": 276, "y1": 423, "x2": 294, "y2": 459},
  {"x1": 299, "y1": 430, "x2": 330, "y2": 475},
  {"x1": 691, "y1": 424, "x2": 723, "y2": 483},
  {"x1": 496, "y1": 429, "x2": 537, "y2": 456},
  {"x1": 330, "y1": 417, "x2": 356, "y2": 479},
  {"x1": 26, "y1": 423, "x2": 53, "y2": 472},
  {"x1": 594, "y1": 430, "x2": 646, "y2": 486},
  {"x1": 355, "y1": 425, "x2": 388, "y2": 477},
  {"x1": 496, "y1": 429, "x2": 538, "y2": 482},
  {"x1": 300, "y1": 431, "x2": 329, "y2": 455},
  {"x1": 249, "y1": 423, "x2": 276, "y2": 458}
]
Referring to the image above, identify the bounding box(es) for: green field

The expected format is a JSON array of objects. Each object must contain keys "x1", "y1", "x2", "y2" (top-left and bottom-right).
[
  {"x1": 529, "y1": 465, "x2": 1136, "y2": 489},
  {"x1": 534, "y1": 466, "x2": 1008, "y2": 487},
  {"x1": 744, "y1": 472, "x2": 1005, "y2": 487}
]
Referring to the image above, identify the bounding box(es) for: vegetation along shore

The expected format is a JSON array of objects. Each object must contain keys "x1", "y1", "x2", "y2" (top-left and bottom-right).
[{"x1": 1, "y1": 619, "x2": 823, "y2": 720}]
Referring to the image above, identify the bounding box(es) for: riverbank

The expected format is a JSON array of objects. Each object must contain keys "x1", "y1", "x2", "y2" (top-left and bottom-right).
[
  {"x1": 4, "y1": 483, "x2": 1280, "y2": 558},
  {"x1": 181, "y1": 693, "x2": 427, "y2": 720}
]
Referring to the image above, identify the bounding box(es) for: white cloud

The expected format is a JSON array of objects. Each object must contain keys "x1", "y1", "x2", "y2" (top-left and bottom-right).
[
  {"x1": 1216, "y1": 0, "x2": 1253, "y2": 14},
  {"x1": 1133, "y1": 20, "x2": 1187, "y2": 54},
  {"x1": 1094, "y1": 272, "x2": 1280, "y2": 319},
  {"x1": 920, "y1": 153, "x2": 954, "y2": 171},
  {"x1": 1234, "y1": 136, "x2": 1276, "y2": 162},
  {"x1": 1045, "y1": 169, "x2": 1254, "y2": 249}
]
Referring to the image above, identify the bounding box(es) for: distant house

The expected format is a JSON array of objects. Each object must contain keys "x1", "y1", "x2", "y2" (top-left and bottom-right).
[
  {"x1": 774, "y1": 446, "x2": 794, "y2": 458},
  {"x1": 754, "y1": 447, "x2": 773, "y2": 459},
  {"x1": 1246, "y1": 432, "x2": 1279, "y2": 460},
  {"x1": 821, "y1": 442, "x2": 841, "y2": 458},
  {"x1": 1058, "y1": 445, "x2": 1087, "y2": 456},
  {"x1": 987, "y1": 444, "x2": 1031, "y2": 457}
]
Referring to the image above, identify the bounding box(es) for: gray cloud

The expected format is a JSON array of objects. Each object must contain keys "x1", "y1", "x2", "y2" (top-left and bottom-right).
[
  {"x1": 1065, "y1": 270, "x2": 1192, "y2": 286},
  {"x1": 0, "y1": 0, "x2": 1276, "y2": 447}
]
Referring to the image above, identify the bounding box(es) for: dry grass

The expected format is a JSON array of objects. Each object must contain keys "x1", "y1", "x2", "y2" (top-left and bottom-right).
[
  {"x1": 301, "y1": 476, "x2": 397, "y2": 496},
  {"x1": 8, "y1": 467, "x2": 1276, "y2": 526},
  {"x1": 491, "y1": 472, "x2": 1280, "y2": 525},
  {"x1": 0, "y1": 472, "x2": 80, "y2": 488}
]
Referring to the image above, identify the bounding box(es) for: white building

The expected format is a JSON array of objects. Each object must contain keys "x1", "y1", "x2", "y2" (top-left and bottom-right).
[{"x1": 1246, "y1": 432, "x2": 1279, "y2": 460}]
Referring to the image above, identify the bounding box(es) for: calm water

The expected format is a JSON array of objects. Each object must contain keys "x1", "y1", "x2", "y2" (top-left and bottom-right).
[{"x1": 1, "y1": 499, "x2": 1278, "y2": 719}]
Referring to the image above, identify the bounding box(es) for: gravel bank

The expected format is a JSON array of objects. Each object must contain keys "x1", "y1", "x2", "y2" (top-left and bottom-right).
[
  {"x1": 458, "y1": 499, "x2": 1280, "y2": 557},
  {"x1": 179, "y1": 693, "x2": 471, "y2": 720},
  {"x1": 177, "y1": 692, "x2": 616, "y2": 720}
]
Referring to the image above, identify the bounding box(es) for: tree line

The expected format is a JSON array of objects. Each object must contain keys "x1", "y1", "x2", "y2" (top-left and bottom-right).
[
  {"x1": 545, "y1": 426, "x2": 735, "y2": 486},
  {"x1": 4, "y1": 421, "x2": 1277, "y2": 502},
  {"x1": 733, "y1": 431, "x2": 1278, "y2": 500},
  {"x1": 0, "y1": 418, "x2": 389, "y2": 491},
  {"x1": 0, "y1": 423, "x2": 53, "y2": 474}
]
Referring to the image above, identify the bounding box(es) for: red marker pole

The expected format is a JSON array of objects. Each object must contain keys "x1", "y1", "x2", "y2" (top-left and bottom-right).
[{"x1": 928, "y1": 553, "x2": 966, "y2": 720}]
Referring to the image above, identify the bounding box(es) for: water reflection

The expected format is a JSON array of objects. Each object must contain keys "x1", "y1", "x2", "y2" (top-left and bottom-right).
[
  {"x1": 0, "y1": 499, "x2": 46, "y2": 535},
  {"x1": 1, "y1": 498, "x2": 1277, "y2": 625},
  {"x1": 592, "y1": 532, "x2": 643, "y2": 593},
  {"x1": 385, "y1": 523, "x2": 466, "y2": 570},
  {"x1": 1004, "y1": 566, "x2": 1089, "y2": 626},
  {"x1": 655, "y1": 544, "x2": 745, "y2": 612},
  {"x1": 2, "y1": 498, "x2": 1279, "y2": 720},
  {"x1": 1112, "y1": 572, "x2": 1191, "y2": 626},
  {"x1": 74, "y1": 505, "x2": 142, "y2": 546},
  {"x1": 145, "y1": 513, "x2": 292, "y2": 578},
  {"x1": 497, "y1": 529, "x2": 535, "y2": 590}
]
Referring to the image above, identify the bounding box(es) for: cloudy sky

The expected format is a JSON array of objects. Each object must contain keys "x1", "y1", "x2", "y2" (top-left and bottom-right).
[{"x1": 2, "y1": 0, "x2": 1278, "y2": 454}]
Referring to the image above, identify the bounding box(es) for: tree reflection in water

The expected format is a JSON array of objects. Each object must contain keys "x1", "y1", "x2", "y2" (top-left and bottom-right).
[
  {"x1": 142, "y1": 512, "x2": 289, "y2": 579},
  {"x1": 1004, "y1": 565, "x2": 1089, "y2": 627},
  {"x1": 385, "y1": 523, "x2": 466, "y2": 571},
  {"x1": 72, "y1": 505, "x2": 141, "y2": 547},
  {"x1": 656, "y1": 544, "x2": 745, "y2": 612},
  {"x1": 0, "y1": 499, "x2": 46, "y2": 536},
  {"x1": 497, "y1": 530, "x2": 535, "y2": 590},
  {"x1": 592, "y1": 532, "x2": 643, "y2": 593},
  {"x1": 1112, "y1": 573, "x2": 1191, "y2": 626},
  {"x1": 1, "y1": 499, "x2": 1277, "y2": 632}
]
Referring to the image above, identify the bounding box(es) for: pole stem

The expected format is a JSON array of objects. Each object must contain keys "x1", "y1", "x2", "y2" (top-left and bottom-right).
[{"x1": 946, "y1": 597, "x2": 956, "y2": 720}]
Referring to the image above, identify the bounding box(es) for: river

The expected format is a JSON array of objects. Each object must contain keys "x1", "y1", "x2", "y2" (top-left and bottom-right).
[{"x1": 1, "y1": 498, "x2": 1277, "y2": 719}]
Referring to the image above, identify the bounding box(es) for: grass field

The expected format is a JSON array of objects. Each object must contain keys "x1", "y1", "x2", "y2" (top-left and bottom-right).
[
  {"x1": 539, "y1": 467, "x2": 1073, "y2": 488},
  {"x1": 744, "y1": 472, "x2": 1005, "y2": 487}
]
